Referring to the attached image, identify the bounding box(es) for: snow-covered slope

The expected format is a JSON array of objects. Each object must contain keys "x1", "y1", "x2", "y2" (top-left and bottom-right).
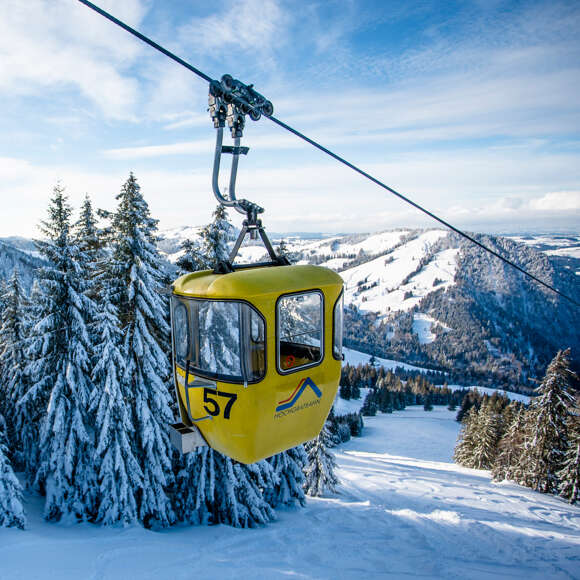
[
  {"x1": 2, "y1": 408, "x2": 578, "y2": 579},
  {"x1": 343, "y1": 347, "x2": 435, "y2": 373},
  {"x1": 157, "y1": 226, "x2": 580, "y2": 387},
  {"x1": 0, "y1": 240, "x2": 44, "y2": 290}
]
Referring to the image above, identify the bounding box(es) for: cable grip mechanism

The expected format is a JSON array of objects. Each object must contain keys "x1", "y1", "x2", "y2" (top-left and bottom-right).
[{"x1": 208, "y1": 75, "x2": 288, "y2": 273}]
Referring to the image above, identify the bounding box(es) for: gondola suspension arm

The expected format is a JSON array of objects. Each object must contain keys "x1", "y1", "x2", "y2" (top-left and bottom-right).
[{"x1": 208, "y1": 75, "x2": 288, "y2": 273}]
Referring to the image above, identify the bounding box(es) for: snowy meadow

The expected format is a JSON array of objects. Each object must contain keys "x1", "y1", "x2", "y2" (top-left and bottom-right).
[{"x1": 2, "y1": 407, "x2": 579, "y2": 579}]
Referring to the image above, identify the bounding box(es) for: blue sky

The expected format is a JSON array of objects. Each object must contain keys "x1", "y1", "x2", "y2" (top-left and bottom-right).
[{"x1": 1, "y1": 0, "x2": 579, "y2": 237}]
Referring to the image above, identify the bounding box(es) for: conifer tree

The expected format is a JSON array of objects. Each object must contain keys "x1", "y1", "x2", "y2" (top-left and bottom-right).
[
  {"x1": 110, "y1": 173, "x2": 175, "y2": 527},
  {"x1": 265, "y1": 446, "x2": 307, "y2": 508},
  {"x1": 0, "y1": 268, "x2": 30, "y2": 465},
  {"x1": 361, "y1": 390, "x2": 378, "y2": 416},
  {"x1": 24, "y1": 185, "x2": 97, "y2": 520},
  {"x1": 304, "y1": 423, "x2": 339, "y2": 496},
  {"x1": 176, "y1": 237, "x2": 207, "y2": 273},
  {"x1": 492, "y1": 403, "x2": 526, "y2": 481},
  {"x1": 453, "y1": 407, "x2": 479, "y2": 468},
  {"x1": 456, "y1": 391, "x2": 479, "y2": 423},
  {"x1": 75, "y1": 194, "x2": 101, "y2": 259},
  {"x1": 18, "y1": 279, "x2": 44, "y2": 483},
  {"x1": 90, "y1": 278, "x2": 143, "y2": 525},
  {"x1": 200, "y1": 205, "x2": 232, "y2": 267},
  {"x1": 0, "y1": 415, "x2": 26, "y2": 529},
  {"x1": 526, "y1": 349, "x2": 575, "y2": 493},
  {"x1": 471, "y1": 400, "x2": 500, "y2": 469},
  {"x1": 173, "y1": 447, "x2": 275, "y2": 527},
  {"x1": 277, "y1": 239, "x2": 290, "y2": 261},
  {"x1": 74, "y1": 194, "x2": 102, "y2": 300},
  {"x1": 559, "y1": 410, "x2": 580, "y2": 504},
  {"x1": 514, "y1": 405, "x2": 539, "y2": 487}
]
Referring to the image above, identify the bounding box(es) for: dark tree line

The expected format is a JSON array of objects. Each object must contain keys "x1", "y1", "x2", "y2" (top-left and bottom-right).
[{"x1": 340, "y1": 363, "x2": 472, "y2": 416}]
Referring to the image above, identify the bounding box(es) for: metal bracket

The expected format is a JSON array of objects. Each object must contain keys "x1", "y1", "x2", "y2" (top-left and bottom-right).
[
  {"x1": 213, "y1": 220, "x2": 290, "y2": 274},
  {"x1": 169, "y1": 422, "x2": 208, "y2": 454},
  {"x1": 208, "y1": 74, "x2": 273, "y2": 219},
  {"x1": 221, "y1": 145, "x2": 249, "y2": 156},
  {"x1": 207, "y1": 73, "x2": 287, "y2": 272}
]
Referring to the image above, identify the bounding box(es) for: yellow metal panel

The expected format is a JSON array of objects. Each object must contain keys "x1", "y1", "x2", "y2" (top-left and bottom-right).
[{"x1": 173, "y1": 264, "x2": 343, "y2": 300}]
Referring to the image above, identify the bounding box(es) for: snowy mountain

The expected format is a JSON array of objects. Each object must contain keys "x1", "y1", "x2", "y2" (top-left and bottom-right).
[
  {"x1": 0, "y1": 239, "x2": 44, "y2": 290},
  {"x1": 2, "y1": 226, "x2": 577, "y2": 389},
  {"x1": 160, "y1": 226, "x2": 579, "y2": 389}
]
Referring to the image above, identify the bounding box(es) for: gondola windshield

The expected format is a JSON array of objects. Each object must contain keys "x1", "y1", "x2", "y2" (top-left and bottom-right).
[{"x1": 172, "y1": 296, "x2": 266, "y2": 384}]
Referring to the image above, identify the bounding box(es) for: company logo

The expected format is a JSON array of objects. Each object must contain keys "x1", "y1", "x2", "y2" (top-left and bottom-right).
[{"x1": 275, "y1": 377, "x2": 322, "y2": 413}]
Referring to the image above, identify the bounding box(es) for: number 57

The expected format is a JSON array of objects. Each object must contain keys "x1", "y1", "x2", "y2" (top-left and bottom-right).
[{"x1": 203, "y1": 388, "x2": 238, "y2": 420}]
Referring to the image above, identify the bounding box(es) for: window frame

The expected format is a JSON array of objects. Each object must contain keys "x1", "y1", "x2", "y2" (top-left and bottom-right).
[
  {"x1": 332, "y1": 290, "x2": 344, "y2": 361},
  {"x1": 171, "y1": 295, "x2": 267, "y2": 385},
  {"x1": 172, "y1": 300, "x2": 191, "y2": 362},
  {"x1": 276, "y1": 289, "x2": 325, "y2": 376}
]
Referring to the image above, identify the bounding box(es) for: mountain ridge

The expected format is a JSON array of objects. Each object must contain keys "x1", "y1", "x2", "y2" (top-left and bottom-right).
[{"x1": 1, "y1": 228, "x2": 578, "y2": 389}]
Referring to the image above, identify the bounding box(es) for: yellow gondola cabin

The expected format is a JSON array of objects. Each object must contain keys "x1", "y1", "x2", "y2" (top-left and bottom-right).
[{"x1": 169, "y1": 264, "x2": 344, "y2": 464}]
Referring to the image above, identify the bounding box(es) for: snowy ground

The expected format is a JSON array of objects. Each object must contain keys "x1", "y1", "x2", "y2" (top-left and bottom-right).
[{"x1": 2, "y1": 407, "x2": 579, "y2": 579}]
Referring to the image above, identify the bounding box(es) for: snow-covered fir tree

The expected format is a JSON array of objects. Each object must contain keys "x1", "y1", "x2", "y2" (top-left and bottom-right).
[
  {"x1": 512, "y1": 405, "x2": 540, "y2": 487},
  {"x1": 265, "y1": 446, "x2": 308, "y2": 508},
  {"x1": 176, "y1": 237, "x2": 207, "y2": 273},
  {"x1": 26, "y1": 185, "x2": 98, "y2": 521},
  {"x1": 559, "y1": 407, "x2": 580, "y2": 504},
  {"x1": 109, "y1": 173, "x2": 174, "y2": 527},
  {"x1": 199, "y1": 204, "x2": 232, "y2": 267},
  {"x1": 304, "y1": 423, "x2": 339, "y2": 497},
  {"x1": 90, "y1": 276, "x2": 143, "y2": 525},
  {"x1": 75, "y1": 194, "x2": 101, "y2": 259},
  {"x1": 0, "y1": 414, "x2": 26, "y2": 529},
  {"x1": 277, "y1": 238, "x2": 288, "y2": 257},
  {"x1": 453, "y1": 407, "x2": 480, "y2": 468},
  {"x1": 0, "y1": 278, "x2": 5, "y2": 407},
  {"x1": 0, "y1": 268, "x2": 30, "y2": 464},
  {"x1": 470, "y1": 400, "x2": 500, "y2": 470},
  {"x1": 74, "y1": 194, "x2": 102, "y2": 300},
  {"x1": 18, "y1": 279, "x2": 44, "y2": 483},
  {"x1": 173, "y1": 447, "x2": 275, "y2": 527},
  {"x1": 492, "y1": 403, "x2": 526, "y2": 481},
  {"x1": 525, "y1": 349, "x2": 575, "y2": 494}
]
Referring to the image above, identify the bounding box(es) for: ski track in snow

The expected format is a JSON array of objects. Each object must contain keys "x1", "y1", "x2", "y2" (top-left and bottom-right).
[{"x1": 1, "y1": 408, "x2": 579, "y2": 579}]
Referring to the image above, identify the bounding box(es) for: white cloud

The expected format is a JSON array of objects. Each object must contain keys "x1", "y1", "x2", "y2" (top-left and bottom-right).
[
  {"x1": 0, "y1": 1, "x2": 578, "y2": 237},
  {"x1": 177, "y1": 0, "x2": 287, "y2": 57},
  {"x1": 530, "y1": 191, "x2": 580, "y2": 211},
  {"x1": 0, "y1": 0, "x2": 149, "y2": 119},
  {"x1": 1, "y1": 146, "x2": 579, "y2": 239},
  {"x1": 104, "y1": 139, "x2": 214, "y2": 159}
]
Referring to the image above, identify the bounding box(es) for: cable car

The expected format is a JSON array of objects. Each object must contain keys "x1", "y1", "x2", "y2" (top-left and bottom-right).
[
  {"x1": 168, "y1": 74, "x2": 344, "y2": 463},
  {"x1": 170, "y1": 264, "x2": 343, "y2": 464}
]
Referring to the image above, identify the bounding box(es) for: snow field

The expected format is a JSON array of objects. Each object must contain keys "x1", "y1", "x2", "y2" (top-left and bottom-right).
[
  {"x1": 341, "y1": 230, "x2": 456, "y2": 315},
  {"x1": 446, "y1": 384, "x2": 530, "y2": 403},
  {"x1": 343, "y1": 347, "x2": 438, "y2": 374},
  {"x1": 2, "y1": 407, "x2": 579, "y2": 579},
  {"x1": 412, "y1": 313, "x2": 444, "y2": 345}
]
